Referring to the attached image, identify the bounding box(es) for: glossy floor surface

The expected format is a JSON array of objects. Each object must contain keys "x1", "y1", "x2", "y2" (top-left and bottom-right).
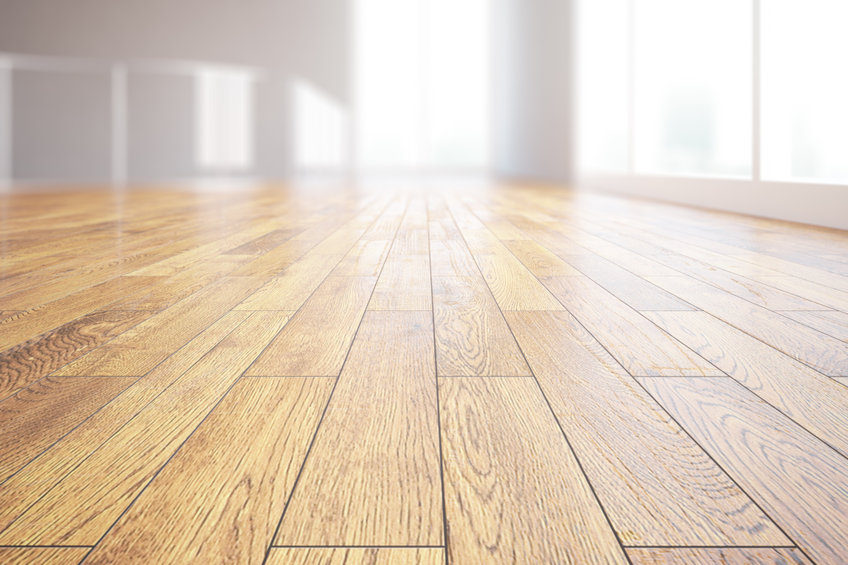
[{"x1": 0, "y1": 183, "x2": 847, "y2": 564}]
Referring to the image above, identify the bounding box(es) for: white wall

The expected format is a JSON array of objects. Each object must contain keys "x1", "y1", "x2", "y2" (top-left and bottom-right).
[
  {"x1": 0, "y1": 0, "x2": 350, "y2": 185},
  {"x1": 492, "y1": 0, "x2": 574, "y2": 184}
]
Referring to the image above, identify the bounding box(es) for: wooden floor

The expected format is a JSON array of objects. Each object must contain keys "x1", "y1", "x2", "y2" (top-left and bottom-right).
[{"x1": 0, "y1": 182, "x2": 847, "y2": 564}]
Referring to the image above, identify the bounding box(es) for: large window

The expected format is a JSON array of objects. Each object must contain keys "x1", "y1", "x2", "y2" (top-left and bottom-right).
[
  {"x1": 761, "y1": 0, "x2": 848, "y2": 184},
  {"x1": 354, "y1": 0, "x2": 490, "y2": 171},
  {"x1": 578, "y1": 0, "x2": 848, "y2": 186}
]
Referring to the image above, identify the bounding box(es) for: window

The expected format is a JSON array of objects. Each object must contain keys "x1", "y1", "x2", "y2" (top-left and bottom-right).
[
  {"x1": 354, "y1": 0, "x2": 490, "y2": 171},
  {"x1": 293, "y1": 79, "x2": 347, "y2": 170},
  {"x1": 633, "y1": 0, "x2": 751, "y2": 177},
  {"x1": 761, "y1": 0, "x2": 848, "y2": 184},
  {"x1": 195, "y1": 69, "x2": 254, "y2": 171}
]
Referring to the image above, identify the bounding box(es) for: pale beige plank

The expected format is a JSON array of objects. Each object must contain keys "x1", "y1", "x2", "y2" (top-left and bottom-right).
[
  {"x1": 475, "y1": 251, "x2": 564, "y2": 310},
  {"x1": 276, "y1": 311, "x2": 441, "y2": 546},
  {"x1": 647, "y1": 311, "x2": 848, "y2": 459},
  {"x1": 641, "y1": 377, "x2": 848, "y2": 565},
  {"x1": 0, "y1": 311, "x2": 291, "y2": 546},
  {"x1": 779, "y1": 310, "x2": 848, "y2": 342},
  {"x1": 332, "y1": 240, "x2": 392, "y2": 276},
  {"x1": 246, "y1": 276, "x2": 375, "y2": 377},
  {"x1": 647, "y1": 276, "x2": 848, "y2": 376},
  {"x1": 506, "y1": 311, "x2": 785, "y2": 546},
  {"x1": 369, "y1": 254, "x2": 432, "y2": 311},
  {"x1": 267, "y1": 548, "x2": 445, "y2": 565},
  {"x1": 440, "y1": 377, "x2": 627, "y2": 564},
  {"x1": 543, "y1": 276, "x2": 720, "y2": 376},
  {"x1": 433, "y1": 276, "x2": 530, "y2": 377},
  {"x1": 86, "y1": 377, "x2": 334, "y2": 565},
  {"x1": 503, "y1": 239, "x2": 582, "y2": 277}
]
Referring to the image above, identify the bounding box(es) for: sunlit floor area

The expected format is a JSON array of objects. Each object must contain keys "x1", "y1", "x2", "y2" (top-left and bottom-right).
[{"x1": 1, "y1": 183, "x2": 847, "y2": 564}]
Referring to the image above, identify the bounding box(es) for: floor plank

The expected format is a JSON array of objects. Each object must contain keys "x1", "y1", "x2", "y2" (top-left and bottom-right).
[
  {"x1": 0, "y1": 310, "x2": 150, "y2": 398},
  {"x1": 85, "y1": 377, "x2": 333, "y2": 565},
  {"x1": 266, "y1": 548, "x2": 445, "y2": 565},
  {"x1": 641, "y1": 377, "x2": 848, "y2": 564},
  {"x1": 647, "y1": 276, "x2": 848, "y2": 376},
  {"x1": 0, "y1": 311, "x2": 250, "y2": 533},
  {"x1": 245, "y1": 276, "x2": 376, "y2": 377},
  {"x1": 542, "y1": 276, "x2": 720, "y2": 376},
  {"x1": 0, "y1": 547, "x2": 90, "y2": 565},
  {"x1": 0, "y1": 376, "x2": 136, "y2": 483},
  {"x1": 506, "y1": 311, "x2": 786, "y2": 546},
  {"x1": 439, "y1": 376, "x2": 627, "y2": 564},
  {"x1": 277, "y1": 311, "x2": 441, "y2": 546},
  {"x1": 0, "y1": 311, "x2": 291, "y2": 546},
  {"x1": 432, "y1": 276, "x2": 530, "y2": 376},
  {"x1": 779, "y1": 310, "x2": 848, "y2": 342},
  {"x1": 626, "y1": 547, "x2": 810, "y2": 565},
  {"x1": 646, "y1": 311, "x2": 848, "y2": 458}
]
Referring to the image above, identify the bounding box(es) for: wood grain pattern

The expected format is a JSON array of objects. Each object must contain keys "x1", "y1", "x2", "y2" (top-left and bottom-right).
[
  {"x1": 559, "y1": 252, "x2": 694, "y2": 311},
  {"x1": 474, "y1": 251, "x2": 565, "y2": 310},
  {"x1": 542, "y1": 276, "x2": 720, "y2": 376},
  {"x1": 0, "y1": 311, "x2": 291, "y2": 545},
  {"x1": 433, "y1": 276, "x2": 530, "y2": 376},
  {"x1": 0, "y1": 310, "x2": 150, "y2": 398},
  {"x1": 647, "y1": 276, "x2": 848, "y2": 376},
  {"x1": 55, "y1": 276, "x2": 267, "y2": 376},
  {"x1": 505, "y1": 311, "x2": 785, "y2": 546},
  {"x1": 2, "y1": 184, "x2": 848, "y2": 560},
  {"x1": 646, "y1": 311, "x2": 848, "y2": 459},
  {"x1": 627, "y1": 547, "x2": 810, "y2": 565},
  {"x1": 276, "y1": 311, "x2": 441, "y2": 546},
  {"x1": 440, "y1": 377, "x2": 627, "y2": 564},
  {"x1": 779, "y1": 310, "x2": 848, "y2": 342},
  {"x1": 266, "y1": 548, "x2": 445, "y2": 565},
  {"x1": 0, "y1": 376, "x2": 136, "y2": 483},
  {"x1": 246, "y1": 276, "x2": 375, "y2": 377},
  {"x1": 0, "y1": 311, "x2": 250, "y2": 533},
  {"x1": 641, "y1": 377, "x2": 848, "y2": 564},
  {"x1": 85, "y1": 377, "x2": 333, "y2": 565},
  {"x1": 0, "y1": 547, "x2": 90, "y2": 565}
]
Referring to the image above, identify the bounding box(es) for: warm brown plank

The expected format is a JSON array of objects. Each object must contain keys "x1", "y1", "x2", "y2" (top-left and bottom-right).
[
  {"x1": 440, "y1": 377, "x2": 627, "y2": 564},
  {"x1": 0, "y1": 310, "x2": 150, "y2": 398},
  {"x1": 542, "y1": 276, "x2": 720, "y2": 376},
  {"x1": 641, "y1": 377, "x2": 848, "y2": 564},
  {"x1": 647, "y1": 276, "x2": 848, "y2": 376},
  {"x1": 0, "y1": 275, "x2": 158, "y2": 352},
  {"x1": 505, "y1": 311, "x2": 785, "y2": 546},
  {"x1": 626, "y1": 547, "x2": 810, "y2": 565},
  {"x1": 0, "y1": 547, "x2": 90, "y2": 565},
  {"x1": 0, "y1": 376, "x2": 136, "y2": 483},
  {"x1": 223, "y1": 227, "x2": 301, "y2": 255},
  {"x1": 234, "y1": 252, "x2": 343, "y2": 311},
  {"x1": 0, "y1": 311, "x2": 250, "y2": 533},
  {"x1": 647, "y1": 311, "x2": 848, "y2": 458},
  {"x1": 779, "y1": 310, "x2": 848, "y2": 342},
  {"x1": 55, "y1": 276, "x2": 266, "y2": 376},
  {"x1": 332, "y1": 239, "x2": 392, "y2": 276},
  {"x1": 0, "y1": 311, "x2": 291, "y2": 546},
  {"x1": 276, "y1": 311, "x2": 441, "y2": 546},
  {"x1": 433, "y1": 276, "x2": 530, "y2": 376},
  {"x1": 266, "y1": 548, "x2": 445, "y2": 565},
  {"x1": 429, "y1": 238, "x2": 478, "y2": 277},
  {"x1": 246, "y1": 276, "x2": 375, "y2": 377},
  {"x1": 85, "y1": 377, "x2": 334, "y2": 565}
]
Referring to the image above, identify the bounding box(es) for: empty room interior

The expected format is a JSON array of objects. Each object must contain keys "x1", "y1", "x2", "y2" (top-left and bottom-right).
[{"x1": 2, "y1": 0, "x2": 848, "y2": 564}]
